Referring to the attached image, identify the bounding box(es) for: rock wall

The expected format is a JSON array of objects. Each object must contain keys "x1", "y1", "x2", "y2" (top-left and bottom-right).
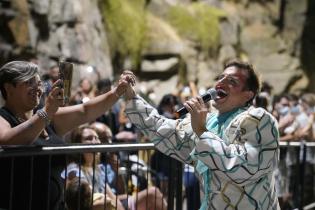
[
  {"x1": 143, "y1": 0, "x2": 310, "y2": 102},
  {"x1": 0, "y1": 0, "x2": 112, "y2": 82},
  {"x1": 0, "y1": 0, "x2": 314, "y2": 105}
]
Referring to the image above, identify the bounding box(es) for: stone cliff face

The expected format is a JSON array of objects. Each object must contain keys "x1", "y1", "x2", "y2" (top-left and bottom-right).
[
  {"x1": 300, "y1": 0, "x2": 315, "y2": 92},
  {"x1": 143, "y1": 0, "x2": 311, "y2": 101},
  {"x1": 0, "y1": 0, "x2": 314, "y2": 104},
  {"x1": 0, "y1": 0, "x2": 112, "y2": 82}
]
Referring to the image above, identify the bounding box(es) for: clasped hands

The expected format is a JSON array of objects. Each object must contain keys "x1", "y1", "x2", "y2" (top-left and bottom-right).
[
  {"x1": 117, "y1": 70, "x2": 207, "y2": 136},
  {"x1": 115, "y1": 70, "x2": 136, "y2": 100}
]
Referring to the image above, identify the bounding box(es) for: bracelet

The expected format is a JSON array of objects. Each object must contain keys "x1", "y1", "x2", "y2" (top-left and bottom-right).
[{"x1": 36, "y1": 109, "x2": 51, "y2": 126}]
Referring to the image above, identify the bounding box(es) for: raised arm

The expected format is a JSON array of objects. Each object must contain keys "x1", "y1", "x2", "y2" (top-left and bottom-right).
[
  {"x1": 0, "y1": 83, "x2": 64, "y2": 145},
  {"x1": 125, "y1": 95, "x2": 200, "y2": 164},
  {"x1": 52, "y1": 71, "x2": 136, "y2": 136}
]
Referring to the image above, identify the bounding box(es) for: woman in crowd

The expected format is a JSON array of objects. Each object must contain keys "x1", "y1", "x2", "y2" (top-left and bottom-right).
[
  {"x1": 66, "y1": 125, "x2": 167, "y2": 210},
  {"x1": 0, "y1": 61, "x2": 135, "y2": 210},
  {"x1": 70, "y1": 77, "x2": 96, "y2": 104}
]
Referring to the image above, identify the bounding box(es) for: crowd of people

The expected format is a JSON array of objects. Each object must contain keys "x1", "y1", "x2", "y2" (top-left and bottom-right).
[
  {"x1": 0, "y1": 59, "x2": 314, "y2": 210},
  {"x1": 0, "y1": 60, "x2": 135, "y2": 210},
  {"x1": 269, "y1": 93, "x2": 315, "y2": 209}
]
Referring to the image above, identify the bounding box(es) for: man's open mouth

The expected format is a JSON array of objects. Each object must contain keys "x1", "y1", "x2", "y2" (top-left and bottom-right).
[{"x1": 216, "y1": 89, "x2": 228, "y2": 99}]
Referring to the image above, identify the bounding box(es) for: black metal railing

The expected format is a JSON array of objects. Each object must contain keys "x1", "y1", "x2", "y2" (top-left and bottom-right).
[
  {"x1": 0, "y1": 143, "x2": 182, "y2": 210},
  {"x1": 278, "y1": 141, "x2": 315, "y2": 210},
  {"x1": 0, "y1": 142, "x2": 314, "y2": 210}
]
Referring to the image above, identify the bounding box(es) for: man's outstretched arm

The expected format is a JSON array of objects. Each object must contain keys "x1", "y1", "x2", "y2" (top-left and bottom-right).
[{"x1": 125, "y1": 95, "x2": 200, "y2": 164}]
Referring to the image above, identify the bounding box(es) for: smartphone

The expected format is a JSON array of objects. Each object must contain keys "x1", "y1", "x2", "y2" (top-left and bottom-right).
[{"x1": 58, "y1": 61, "x2": 74, "y2": 103}]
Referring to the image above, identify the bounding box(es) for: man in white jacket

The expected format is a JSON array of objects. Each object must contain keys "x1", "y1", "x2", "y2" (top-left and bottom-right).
[{"x1": 123, "y1": 60, "x2": 280, "y2": 210}]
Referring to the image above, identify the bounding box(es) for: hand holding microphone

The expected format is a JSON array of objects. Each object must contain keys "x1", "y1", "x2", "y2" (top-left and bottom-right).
[{"x1": 176, "y1": 88, "x2": 217, "y2": 117}]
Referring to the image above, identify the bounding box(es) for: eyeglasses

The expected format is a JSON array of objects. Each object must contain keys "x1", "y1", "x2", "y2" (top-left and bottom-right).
[
  {"x1": 22, "y1": 77, "x2": 44, "y2": 91},
  {"x1": 216, "y1": 74, "x2": 241, "y2": 87}
]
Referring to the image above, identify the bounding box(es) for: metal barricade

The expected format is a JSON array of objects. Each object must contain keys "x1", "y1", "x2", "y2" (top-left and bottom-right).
[
  {"x1": 279, "y1": 141, "x2": 315, "y2": 210},
  {"x1": 0, "y1": 143, "x2": 183, "y2": 210},
  {"x1": 1, "y1": 142, "x2": 314, "y2": 210}
]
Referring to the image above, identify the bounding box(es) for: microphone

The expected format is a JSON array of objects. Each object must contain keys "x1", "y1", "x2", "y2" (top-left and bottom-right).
[{"x1": 176, "y1": 88, "x2": 217, "y2": 117}]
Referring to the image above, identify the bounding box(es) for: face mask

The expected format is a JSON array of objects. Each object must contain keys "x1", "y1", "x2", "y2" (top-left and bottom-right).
[
  {"x1": 278, "y1": 106, "x2": 289, "y2": 116},
  {"x1": 307, "y1": 107, "x2": 315, "y2": 114},
  {"x1": 290, "y1": 105, "x2": 300, "y2": 114}
]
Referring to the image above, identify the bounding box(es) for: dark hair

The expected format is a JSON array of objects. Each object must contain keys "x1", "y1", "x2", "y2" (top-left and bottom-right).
[
  {"x1": 261, "y1": 81, "x2": 273, "y2": 93},
  {"x1": 224, "y1": 60, "x2": 260, "y2": 105},
  {"x1": 0, "y1": 61, "x2": 39, "y2": 99},
  {"x1": 96, "y1": 78, "x2": 112, "y2": 93},
  {"x1": 254, "y1": 94, "x2": 268, "y2": 110},
  {"x1": 65, "y1": 178, "x2": 92, "y2": 210},
  {"x1": 157, "y1": 94, "x2": 179, "y2": 115},
  {"x1": 70, "y1": 125, "x2": 94, "y2": 144},
  {"x1": 69, "y1": 125, "x2": 101, "y2": 165}
]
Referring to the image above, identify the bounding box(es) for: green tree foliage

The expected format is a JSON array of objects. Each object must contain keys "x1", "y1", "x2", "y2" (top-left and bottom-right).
[
  {"x1": 100, "y1": 0, "x2": 147, "y2": 70},
  {"x1": 168, "y1": 3, "x2": 226, "y2": 52}
]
